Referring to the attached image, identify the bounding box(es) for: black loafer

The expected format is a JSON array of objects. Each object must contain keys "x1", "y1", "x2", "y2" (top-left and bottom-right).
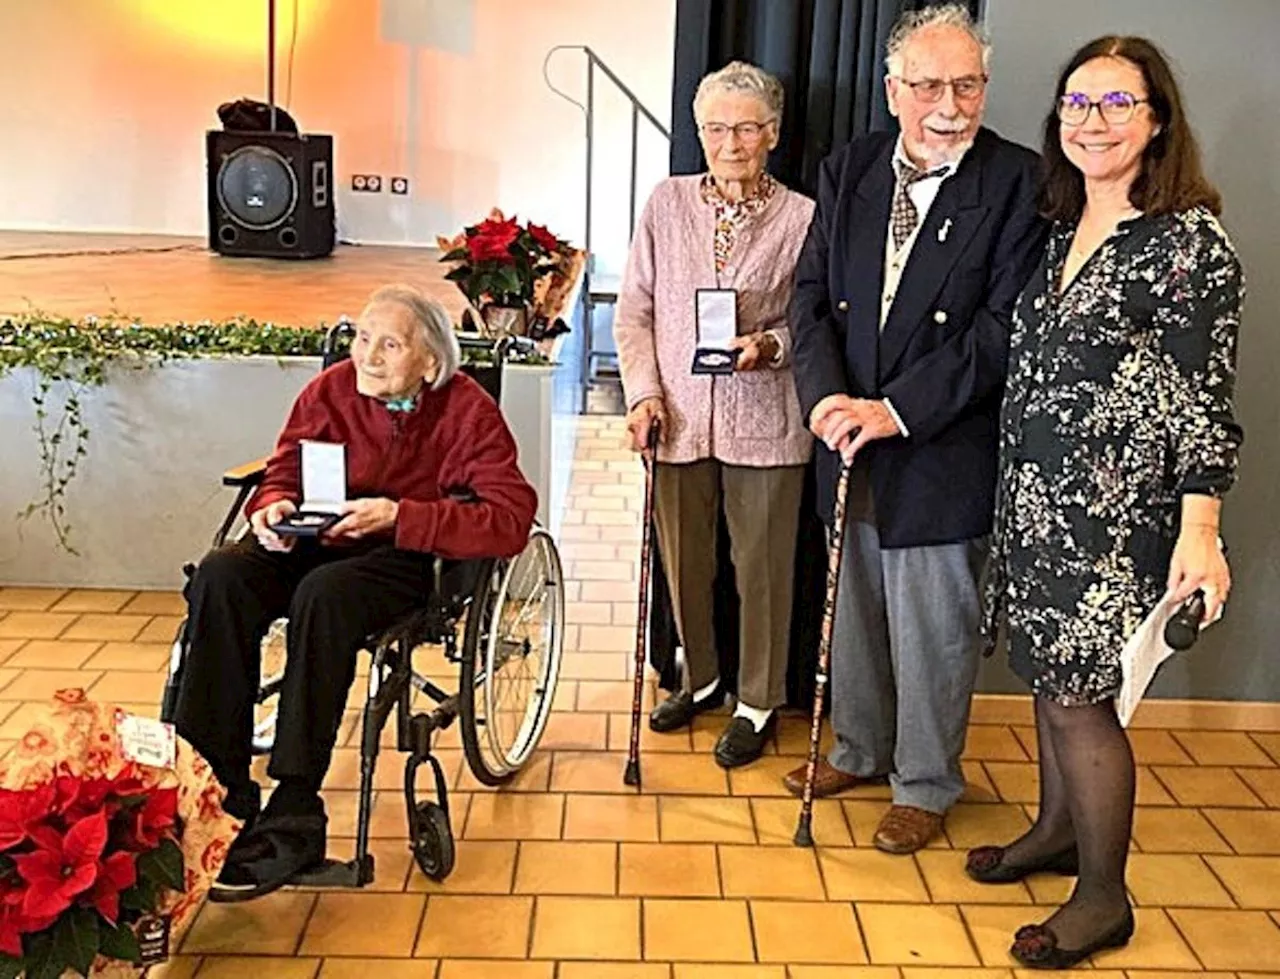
[
  {"x1": 714, "y1": 714, "x2": 775, "y2": 769},
  {"x1": 648, "y1": 688, "x2": 720, "y2": 733}
]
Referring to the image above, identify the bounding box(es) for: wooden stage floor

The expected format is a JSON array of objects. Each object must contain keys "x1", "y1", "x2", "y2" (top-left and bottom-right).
[{"x1": 0, "y1": 231, "x2": 463, "y2": 326}]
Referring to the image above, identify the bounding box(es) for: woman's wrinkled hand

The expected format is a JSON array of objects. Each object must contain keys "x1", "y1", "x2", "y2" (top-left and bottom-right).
[
  {"x1": 729, "y1": 331, "x2": 779, "y2": 371},
  {"x1": 624, "y1": 397, "x2": 668, "y2": 454},
  {"x1": 1167, "y1": 525, "x2": 1231, "y2": 625},
  {"x1": 326, "y1": 498, "x2": 400, "y2": 541},
  {"x1": 249, "y1": 500, "x2": 298, "y2": 552}
]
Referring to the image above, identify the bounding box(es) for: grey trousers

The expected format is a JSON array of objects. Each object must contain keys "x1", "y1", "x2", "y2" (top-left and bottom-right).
[
  {"x1": 828, "y1": 507, "x2": 988, "y2": 814},
  {"x1": 653, "y1": 459, "x2": 805, "y2": 711}
]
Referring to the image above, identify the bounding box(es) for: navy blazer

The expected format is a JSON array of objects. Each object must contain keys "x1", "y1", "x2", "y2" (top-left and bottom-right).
[{"x1": 791, "y1": 127, "x2": 1047, "y2": 547}]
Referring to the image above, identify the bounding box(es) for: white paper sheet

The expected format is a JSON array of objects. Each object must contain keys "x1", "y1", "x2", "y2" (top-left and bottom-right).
[
  {"x1": 300, "y1": 440, "x2": 347, "y2": 513},
  {"x1": 696, "y1": 289, "x2": 738, "y2": 348},
  {"x1": 1115, "y1": 592, "x2": 1181, "y2": 728}
]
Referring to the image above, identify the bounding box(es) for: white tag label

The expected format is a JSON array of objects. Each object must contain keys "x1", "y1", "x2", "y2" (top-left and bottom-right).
[{"x1": 118, "y1": 713, "x2": 177, "y2": 769}]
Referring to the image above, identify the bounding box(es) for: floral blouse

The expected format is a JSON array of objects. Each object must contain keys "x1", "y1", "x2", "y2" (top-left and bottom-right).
[{"x1": 701, "y1": 172, "x2": 778, "y2": 273}]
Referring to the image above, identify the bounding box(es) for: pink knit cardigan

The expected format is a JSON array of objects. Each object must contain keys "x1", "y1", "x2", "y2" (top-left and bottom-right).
[{"x1": 613, "y1": 175, "x2": 816, "y2": 468}]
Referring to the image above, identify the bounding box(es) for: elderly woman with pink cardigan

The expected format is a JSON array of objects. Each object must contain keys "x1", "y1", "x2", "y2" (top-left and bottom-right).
[{"x1": 614, "y1": 61, "x2": 815, "y2": 769}]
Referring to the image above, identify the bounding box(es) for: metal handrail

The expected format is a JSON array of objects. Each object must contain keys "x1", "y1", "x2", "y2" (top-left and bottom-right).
[{"x1": 543, "y1": 45, "x2": 671, "y2": 409}]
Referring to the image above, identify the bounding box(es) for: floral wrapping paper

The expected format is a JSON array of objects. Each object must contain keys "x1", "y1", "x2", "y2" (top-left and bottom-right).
[{"x1": 0, "y1": 690, "x2": 239, "y2": 977}]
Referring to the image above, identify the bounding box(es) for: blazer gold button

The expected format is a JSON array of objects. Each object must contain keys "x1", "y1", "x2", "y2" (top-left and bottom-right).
[
  {"x1": 934, "y1": 310, "x2": 948, "y2": 324},
  {"x1": 837, "y1": 300, "x2": 849, "y2": 312}
]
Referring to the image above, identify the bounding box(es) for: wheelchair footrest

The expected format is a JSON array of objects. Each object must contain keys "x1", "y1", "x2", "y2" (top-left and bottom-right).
[{"x1": 289, "y1": 854, "x2": 375, "y2": 889}]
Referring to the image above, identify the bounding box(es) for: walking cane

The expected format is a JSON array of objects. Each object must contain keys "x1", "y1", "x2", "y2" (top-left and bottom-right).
[
  {"x1": 624, "y1": 421, "x2": 661, "y2": 787},
  {"x1": 794, "y1": 454, "x2": 854, "y2": 847}
]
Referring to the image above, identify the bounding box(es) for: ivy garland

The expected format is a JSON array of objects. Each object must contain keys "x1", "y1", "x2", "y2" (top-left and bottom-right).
[{"x1": 0, "y1": 312, "x2": 546, "y2": 552}]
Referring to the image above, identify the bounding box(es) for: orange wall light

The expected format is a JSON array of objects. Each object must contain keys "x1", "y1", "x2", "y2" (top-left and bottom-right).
[{"x1": 124, "y1": 0, "x2": 329, "y2": 58}]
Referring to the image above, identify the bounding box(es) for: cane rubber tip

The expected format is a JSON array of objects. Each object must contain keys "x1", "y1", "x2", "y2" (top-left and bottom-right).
[
  {"x1": 793, "y1": 823, "x2": 814, "y2": 848},
  {"x1": 623, "y1": 760, "x2": 641, "y2": 787}
]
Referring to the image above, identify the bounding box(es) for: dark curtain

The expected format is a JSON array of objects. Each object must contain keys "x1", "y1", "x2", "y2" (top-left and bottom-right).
[{"x1": 648, "y1": 0, "x2": 983, "y2": 706}]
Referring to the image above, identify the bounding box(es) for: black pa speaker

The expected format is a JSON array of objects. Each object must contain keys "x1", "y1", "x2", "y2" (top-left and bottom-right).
[{"x1": 207, "y1": 130, "x2": 335, "y2": 258}]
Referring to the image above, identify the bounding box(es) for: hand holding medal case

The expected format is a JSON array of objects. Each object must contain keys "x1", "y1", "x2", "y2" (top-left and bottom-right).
[{"x1": 272, "y1": 440, "x2": 347, "y2": 536}]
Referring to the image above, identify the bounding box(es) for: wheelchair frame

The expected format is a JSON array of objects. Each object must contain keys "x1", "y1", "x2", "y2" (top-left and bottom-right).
[{"x1": 159, "y1": 326, "x2": 565, "y2": 888}]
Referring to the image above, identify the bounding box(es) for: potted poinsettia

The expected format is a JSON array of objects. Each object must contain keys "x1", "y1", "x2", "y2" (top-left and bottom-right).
[
  {"x1": 437, "y1": 210, "x2": 578, "y2": 339},
  {"x1": 0, "y1": 691, "x2": 238, "y2": 978}
]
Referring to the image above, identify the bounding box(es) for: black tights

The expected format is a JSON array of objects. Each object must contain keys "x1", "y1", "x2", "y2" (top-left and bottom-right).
[{"x1": 1001, "y1": 696, "x2": 1134, "y2": 948}]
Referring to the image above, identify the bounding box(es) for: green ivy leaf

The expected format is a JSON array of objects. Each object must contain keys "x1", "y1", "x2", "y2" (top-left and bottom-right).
[
  {"x1": 98, "y1": 920, "x2": 142, "y2": 965},
  {"x1": 23, "y1": 929, "x2": 65, "y2": 979},
  {"x1": 0, "y1": 954, "x2": 22, "y2": 979},
  {"x1": 137, "y1": 837, "x2": 184, "y2": 891},
  {"x1": 54, "y1": 907, "x2": 100, "y2": 976}
]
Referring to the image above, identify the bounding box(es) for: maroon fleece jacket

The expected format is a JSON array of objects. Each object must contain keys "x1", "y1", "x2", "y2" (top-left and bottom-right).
[{"x1": 247, "y1": 360, "x2": 537, "y2": 559}]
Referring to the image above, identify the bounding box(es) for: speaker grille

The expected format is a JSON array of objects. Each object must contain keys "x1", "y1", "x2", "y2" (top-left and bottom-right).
[{"x1": 216, "y1": 145, "x2": 299, "y2": 231}]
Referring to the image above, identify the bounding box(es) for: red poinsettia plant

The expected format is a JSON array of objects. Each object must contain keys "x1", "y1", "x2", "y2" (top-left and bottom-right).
[
  {"x1": 437, "y1": 209, "x2": 571, "y2": 310},
  {"x1": 0, "y1": 765, "x2": 182, "y2": 979}
]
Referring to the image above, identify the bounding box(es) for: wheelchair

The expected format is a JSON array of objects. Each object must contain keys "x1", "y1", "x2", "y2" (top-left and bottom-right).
[{"x1": 159, "y1": 323, "x2": 565, "y2": 888}]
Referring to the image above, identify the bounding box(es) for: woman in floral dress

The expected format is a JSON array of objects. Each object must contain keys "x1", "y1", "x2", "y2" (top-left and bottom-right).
[{"x1": 969, "y1": 36, "x2": 1244, "y2": 969}]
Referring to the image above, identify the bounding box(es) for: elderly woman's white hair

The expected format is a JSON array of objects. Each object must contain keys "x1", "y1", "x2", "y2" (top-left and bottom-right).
[
  {"x1": 363, "y1": 284, "x2": 461, "y2": 390},
  {"x1": 693, "y1": 60, "x2": 785, "y2": 128},
  {"x1": 885, "y1": 3, "x2": 991, "y2": 75}
]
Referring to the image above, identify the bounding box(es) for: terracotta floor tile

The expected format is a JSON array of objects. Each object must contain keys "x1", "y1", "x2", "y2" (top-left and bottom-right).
[
  {"x1": 456, "y1": 751, "x2": 551, "y2": 793},
  {"x1": 141, "y1": 957, "x2": 200, "y2": 979},
  {"x1": 773, "y1": 714, "x2": 834, "y2": 756},
  {"x1": 1137, "y1": 766, "x2": 1179, "y2": 806},
  {"x1": 961, "y1": 903, "x2": 1045, "y2": 966},
  {"x1": 0, "y1": 611, "x2": 79, "y2": 639},
  {"x1": 643, "y1": 898, "x2": 753, "y2": 962},
  {"x1": 981, "y1": 763, "x2": 1038, "y2": 805},
  {"x1": 1253, "y1": 732, "x2": 1280, "y2": 765},
  {"x1": 298, "y1": 893, "x2": 425, "y2": 956},
  {"x1": 1204, "y1": 854, "x2": 1280, "y2": 908},
  {"x1": 1087, "y1": 908, "x2": 1199, "y2": 970},
  {"x1": 566, "y1": 600, "x2": 615, "y2": 625},
  {"x1": 0, "y1": 640, "x2": 23, "y2": 665},
  {"x1": 462, "y1": 792, "x2": 564, "y2": 841},
  {"x1": 671, "y1": 968, "x2": 782, "y2": 979},
  {"x1": 301, "y1": 838, "x2": 411, "y2": 893},
  {"x1": 1205, "y1": 808, "x2": 1280, "y2": 854},
  {"x1": 786, "y1": 969, "x2": 898, "y2": 979},
  {"x1": 537, "y1": 712, "x2": 609, "y2": 750},
  {"x1": 551, "y1": 751, "x2": 636, "y2": 793},
  {"x1": 196, "y1": 959, "x2": 319, "y2": 979},
  {"x1": 1126, "y1": 853, "x2": 1234, "y2": 907},
  {"x1": 751, "y1": 798, "x2": 851, "y2": 847},
  {"x1": 552, "y1": 680, "x2": 578, "y2": 712},
  {"x1": 0, "y1": 588, "x2": 68, "y2": 612},
  {"x1": 563, "y1": 793, "x2": 658, "y2": 842},
  {"x1": 514, "y1": 840, "x2": 616, "y2": 894},
  {"x1": 561, "y1": 964, "x2": 670, "y2": 979},
  {"x1": 120, "y1": 591, "x2": 187, "y2": 616},
  {"x1": 618, "y1": 842, "x2": 720, "y2": 897},
  {"x1": 529, "y1": 896, "x2": 640, "y2": 960},
  {"x1": 437, "y1": 963, "x2": 553, "y2": 979},
  {"x1": 3, "y1": 639, "x2": 103, "y2": 668},
  {"x1": 751, "y1": 899, "x2": 866, "y2": 963},
  {"x1": 1166, "y1": 908, "x2": 1280, "y2": 971},
  {"x1": 1173, "y1": 730, "x2": 1275, "y2": 767},
  {"x1": 609, "y1": 713, "x2": 694, "y2": 753},
  {"x1": 717, "y1": 843, "x2": 824, "y2": 900},
  {"x1": 90, "y1": 668, "x2": 169, "y2": 704},
  {"x1": 639, "y1": 753, "x2": 730, "y2": 796},
  {"x1": 819, "y1": 847, "x2": 930, "y2": 902},
  {"x1": 860, "y1": 903, "x2": 977, "y2": 966},
  {"x1": 960, "y1": 761, "x2": 1000, "y2": 804},
  {"x1": 1023, "y1": 872, "x2": 1076, "y2": 906},
  {"x1": 962, "y1": 725, "x2": 1030, "y2": 762},
  {"x1": 561, "y1": 652, "x2": 628, "y2": 681},
  {"x1": 968, "y1": 697, "x2": 1034, "y2": 726},
  {"x1": 659, "y1": 796, "x2": 755, "y2": 844},
  {"x1": 1132, "y1": 806, "x2": 1232, "y2": 853},
  {"x1": 578, "y1": 625, "x2": 635, "y2": 651},
  {"x1": 408, "y1": 840, "x2": 517, "y2": 894},
  {"x1": 580, "y1": 581, "x2": 639, "y2": 602},
  {"x1": 842, "y1": 801, "x2": 948, "y2": 850},
  {"x1": 728, "y1": 755, "x2": 817, "y2": 798},
  {"x1": 136, "y1": 615, "x2": 184, "y2": 643},
  {"x1": 578, "y1": 680, "x2": 654, "y2": 713},
  {"x1": 943, "y1": 803, "x2": 1032, "y2": 850},
  {"x1": 49, "y1": 589, "x2": 136, "y2": 613},
  {"x1": 59, "y1": 613, "x2": 152, "y2": 641},
  {"x1": 0, "y1": 668, "x2": 104, "y2": 701},
  {"x1": 1128, "y1": 728, "x2": 1197, "y2": 765},
  {"x1": 414, "y1": 895, "x2": 533, "y2": 959},
  {"x1": 82, "y1": 641, "x2": 170, "y2": 671},
  {"x1": 182, "y1": 891, "x2": 317, "y2": 955},
  {"x1": 1153, "y1": 765, "x2": 1266, "y2": 807},
  {"x1": 1237, "y1": 766, "x2": 1280, "y2": 807},
  {"x1": 917, "y1": 849, "x2": 1033, "y2": 904},
  {"x1": 319, "y1": 961, "x2": 441, "y2": 979}
]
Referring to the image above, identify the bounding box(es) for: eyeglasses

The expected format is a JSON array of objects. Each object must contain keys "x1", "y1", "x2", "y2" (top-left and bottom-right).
[
  {"x1": 699, "y1": 120, "x2": 775, "y2": 143},
  {"x1": 893, "y1": 75, "x2": 988, "y2": 102},
  {"x1": 1057, "y1": 91, "x2": 1150, "y2": 126}
]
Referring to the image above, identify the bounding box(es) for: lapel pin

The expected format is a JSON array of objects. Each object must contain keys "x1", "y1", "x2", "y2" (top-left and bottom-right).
[{"x1": 938, "y1": 218, "x2": 952, "y2": 243}]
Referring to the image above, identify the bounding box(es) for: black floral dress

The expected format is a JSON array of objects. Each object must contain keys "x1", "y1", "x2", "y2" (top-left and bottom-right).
[{"x1": 982, "y1": 206, "x2": 1244, "y2": 705}]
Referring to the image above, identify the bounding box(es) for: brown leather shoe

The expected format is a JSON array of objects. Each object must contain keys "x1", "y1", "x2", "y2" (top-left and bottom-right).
[
  {"x1": 782, "y1": 758, "x2": 862, "y2": 798},
  {"x1": 873, "y1": 805, "x2": 943, "y2": 854}
]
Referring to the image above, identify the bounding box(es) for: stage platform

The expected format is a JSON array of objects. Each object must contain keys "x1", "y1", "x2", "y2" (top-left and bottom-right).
[{"x1": 0, "y1": 230, "x2": 464, "y2": 325}]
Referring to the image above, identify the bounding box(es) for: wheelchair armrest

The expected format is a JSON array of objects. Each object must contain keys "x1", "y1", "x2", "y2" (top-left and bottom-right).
[{"x1": 223, "y1": 456, "x2": 269, "y2": 487}]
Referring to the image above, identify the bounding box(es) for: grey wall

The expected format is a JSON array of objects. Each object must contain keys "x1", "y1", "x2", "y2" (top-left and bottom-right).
[{"x1": 972, "y1": 0, "x2": 1280, "y2": 701}]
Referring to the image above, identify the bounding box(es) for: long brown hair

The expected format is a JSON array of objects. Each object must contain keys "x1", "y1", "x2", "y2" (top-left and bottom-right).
[{"x1": 1040, "y1": 36, "x2": 1221, "y2": 221}]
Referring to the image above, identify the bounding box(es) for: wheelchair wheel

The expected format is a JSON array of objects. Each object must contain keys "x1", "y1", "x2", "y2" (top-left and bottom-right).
[
  {"x1": 459, "y1": 527, "x2": 565, "y2": 785},
  {"x1": 410, "y1": 801, "x2": 455, "y2": 881}
]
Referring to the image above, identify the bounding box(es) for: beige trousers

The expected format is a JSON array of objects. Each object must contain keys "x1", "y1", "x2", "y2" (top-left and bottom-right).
[{"x1": 652, "y1": 459, "x2": 805, "y2": 710}]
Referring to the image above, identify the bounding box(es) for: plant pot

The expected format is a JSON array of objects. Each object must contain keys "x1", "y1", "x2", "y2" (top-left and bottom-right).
[{"x1": 479, "y1": 303, "x2": 531, "y2": 338}]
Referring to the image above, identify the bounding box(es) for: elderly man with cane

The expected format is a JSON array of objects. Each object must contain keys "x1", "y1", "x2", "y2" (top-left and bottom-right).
[{"x1": 787, "y1": 4, "x2": 1047, "y2": 854}]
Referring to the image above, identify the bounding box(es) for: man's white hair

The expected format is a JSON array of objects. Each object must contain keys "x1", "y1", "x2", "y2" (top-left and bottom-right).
[
  {"x1": 693, "y1": 60, "x2": 785, "y2": 128},
  {"x1": 364, "y1": 284, "x2": 461, "y2": 390},
  {"x1": 884, "y1": 3, "x2": 991, "y2": 76}
]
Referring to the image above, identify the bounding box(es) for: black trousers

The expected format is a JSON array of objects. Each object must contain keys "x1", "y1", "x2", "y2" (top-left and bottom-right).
[{"x1": 172, "y1": 537, "x2": 436, "y2": 789}]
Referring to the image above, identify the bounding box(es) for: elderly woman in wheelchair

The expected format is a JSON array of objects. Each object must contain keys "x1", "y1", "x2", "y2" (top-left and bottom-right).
[{"x1": 167, "y1": 285, "x2": 556, "y2": 902}]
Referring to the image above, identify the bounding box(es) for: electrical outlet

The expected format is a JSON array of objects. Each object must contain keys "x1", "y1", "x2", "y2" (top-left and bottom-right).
[
  {"x1": 390, "y1": 176, "x2": 410, "y2": 195},
  {"x1": 351, "y1": 174, "x2": 382, "y2": 192}
]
